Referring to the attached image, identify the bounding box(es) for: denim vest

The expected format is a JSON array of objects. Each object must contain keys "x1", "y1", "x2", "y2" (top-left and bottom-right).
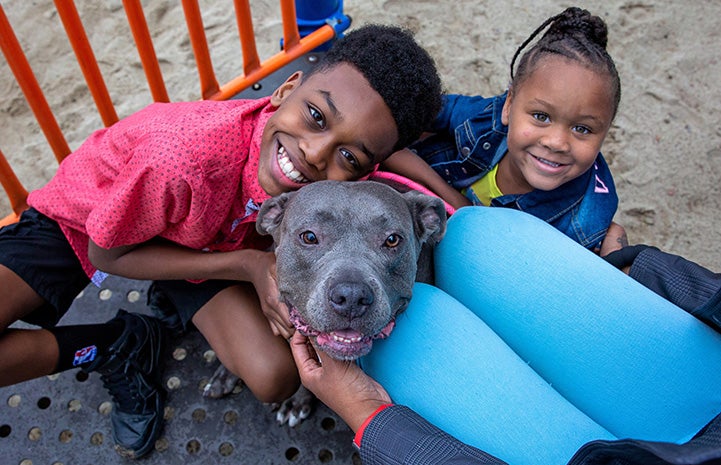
[{"x1": 410, "y1": 92, "x2": 618, "y2": 250}]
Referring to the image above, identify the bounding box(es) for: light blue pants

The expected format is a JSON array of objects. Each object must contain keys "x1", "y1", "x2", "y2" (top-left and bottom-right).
[{"x1": 360, "y1": 207, "x2": 721, "y2": 465}]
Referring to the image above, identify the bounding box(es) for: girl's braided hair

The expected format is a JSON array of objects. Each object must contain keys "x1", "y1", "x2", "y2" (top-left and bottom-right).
[{"x1": 509, "y1": 7, "x2": 621, "y2": 119}]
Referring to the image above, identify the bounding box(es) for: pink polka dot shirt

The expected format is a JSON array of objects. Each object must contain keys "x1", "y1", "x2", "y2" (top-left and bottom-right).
[{"x1": 28, "y1": 97, "x2": 275, "y2": 278}]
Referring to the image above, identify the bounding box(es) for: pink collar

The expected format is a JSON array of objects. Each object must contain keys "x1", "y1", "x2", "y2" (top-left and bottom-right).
[{"x1": 368, "y1": 170, "x2": 456, "y2": 216}]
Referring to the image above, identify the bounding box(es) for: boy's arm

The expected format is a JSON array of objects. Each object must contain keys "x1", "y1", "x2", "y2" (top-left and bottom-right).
[
  {"x1": 381, "y1": 149, "x2": 471, "y2": 210},
  {"x1": 88, "y1": 238, "x2": 270, "y2": 282},
  {"x1": 88, "y1": 239, "x2": 294, "y2": 337}
]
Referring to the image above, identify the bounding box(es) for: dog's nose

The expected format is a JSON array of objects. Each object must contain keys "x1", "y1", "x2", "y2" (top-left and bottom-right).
[{"x1": 329, "y1": 282, "x2": 374, "y2": 319}]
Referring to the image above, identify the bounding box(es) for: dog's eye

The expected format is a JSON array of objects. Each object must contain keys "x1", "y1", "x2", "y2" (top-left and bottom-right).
[
  {"x1": 384, "y1": 234, "x2": 401, "y2": 248},
  {"x1": 300, "y1": 231, "x2": 318, "y2": 244}
]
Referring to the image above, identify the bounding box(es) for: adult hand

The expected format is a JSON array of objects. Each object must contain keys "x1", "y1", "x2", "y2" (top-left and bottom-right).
[
  {"x1": 599, "y1": 222, "x2": 650, "y2": 275},
  {"x1": 289, "y1": 332, "x2": 392, "y2": 432},
  {"x1": 598, "y1": 221, "x2": 628, "y2": 258}
]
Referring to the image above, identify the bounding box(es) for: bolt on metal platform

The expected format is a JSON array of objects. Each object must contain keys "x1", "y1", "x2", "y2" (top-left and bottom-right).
[{"x1": 1, "y1": 275, "x2": 359, "y2": 465}]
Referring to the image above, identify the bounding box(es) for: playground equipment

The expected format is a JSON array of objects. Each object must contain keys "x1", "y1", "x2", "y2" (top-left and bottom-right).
[
  {"x1": 0, "y1": 3, "x2": 360, "y2": 464},
  {"x1": 0, "y1": 0, "x2": 350, "y2": 226}
]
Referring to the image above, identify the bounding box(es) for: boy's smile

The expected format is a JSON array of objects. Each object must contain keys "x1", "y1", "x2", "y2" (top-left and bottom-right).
[
  {"x1": 499, "y1": 56, "x2": 614, "y2": 194},
  {"x1": 258, "y1": 63, "x2": 398, "y2": 197}
]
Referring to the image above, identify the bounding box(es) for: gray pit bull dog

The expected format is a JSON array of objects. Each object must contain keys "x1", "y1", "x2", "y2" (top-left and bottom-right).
[
  {"x1": 204, "y1": 180, "x2": 447, "y2": 424},
  {"x1": 260, "y1": 179, "x2": 447, "y2": 360}
]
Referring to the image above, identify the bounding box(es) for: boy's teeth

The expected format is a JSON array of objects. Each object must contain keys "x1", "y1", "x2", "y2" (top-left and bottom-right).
[{"x1": 278, "y1": 146, "x2": 310, "y2": 183}]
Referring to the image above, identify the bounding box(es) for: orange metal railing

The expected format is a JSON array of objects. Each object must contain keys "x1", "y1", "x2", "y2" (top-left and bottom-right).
[{"x1": 0, "y1": 0, "x2": 348, "y2": 226}]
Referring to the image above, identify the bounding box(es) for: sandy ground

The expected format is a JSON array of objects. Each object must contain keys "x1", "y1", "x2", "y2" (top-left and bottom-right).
[{"x1": 1, "y1": 1, "x2": 720, "y2": 269}]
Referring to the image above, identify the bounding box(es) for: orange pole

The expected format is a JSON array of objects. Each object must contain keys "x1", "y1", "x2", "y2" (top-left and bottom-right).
[
  {"x1": 233, "y1": 0, "x2": 261, "y2": 76},
  {"x1": 182, "y1": 0, "x2": 220, "y2": 100},
  {"x1": 122, "y1": 0, "x2": 170, "y2": 103},
  {"x1": 279, "y1": 0, "x2": 300, "y2": 51},
  {"x1": 53, "y1": 0, "x2": 119, "y2": 127},
  {"x1": 0, "y1": 147, "x2": 29, "y2": 226},
  {"x1": 0, "y1": 4, "x2": 71, "y2": 162},
  {"x1": 210, "y1": 24, "x2": 335, "y2": 101}
]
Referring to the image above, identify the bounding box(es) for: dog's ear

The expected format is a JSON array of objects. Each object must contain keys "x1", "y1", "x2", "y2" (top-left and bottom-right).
[
  {"x1": 401, "y1": 191, "x2": 448, "y2": 245},
  {"x1": 256, "y1": 191, "x2": 296, "y2": 238}
]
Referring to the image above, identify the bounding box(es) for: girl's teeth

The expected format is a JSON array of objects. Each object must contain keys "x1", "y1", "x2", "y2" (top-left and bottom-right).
[{"x1": 537, "y1": 157, "x2": 560, "y2": 168}]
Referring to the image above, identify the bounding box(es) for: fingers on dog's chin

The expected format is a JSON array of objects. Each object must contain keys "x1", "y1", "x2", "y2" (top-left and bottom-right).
[{"x1": 306, "y1": 341, "x2": 321, "y2": 363}]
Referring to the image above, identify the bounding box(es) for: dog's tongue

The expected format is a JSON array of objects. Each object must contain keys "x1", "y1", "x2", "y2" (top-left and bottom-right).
[
  {"x1": 288, "y1": 304, "x2": 398, "y2": 360},
  {"x1": 316, "y1": 329, "x2": 371, "y2": 360},
  {"x1": 329, "y1": 328, "x2": 364, "y2": 342},
  {"x1": 374, "y1": 319, "x2": 395, "y2": 339},
  {"x1": 315, "y1": 320, "x2": 397, "y2": 360}
]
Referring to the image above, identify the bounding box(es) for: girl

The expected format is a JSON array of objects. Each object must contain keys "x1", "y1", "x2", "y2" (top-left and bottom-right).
[{"x1": 383, "y1": 7, "x2": 621, "y2": 252}]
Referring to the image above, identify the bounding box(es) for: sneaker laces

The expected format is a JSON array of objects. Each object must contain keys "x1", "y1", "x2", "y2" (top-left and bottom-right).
[{"x1": 99, "y1": 340, "x2": 160, "y2": 415}]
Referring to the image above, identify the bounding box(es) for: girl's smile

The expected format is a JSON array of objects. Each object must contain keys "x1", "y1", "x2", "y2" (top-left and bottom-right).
[{"x1": 499, "y1": 56, "x2": 614, "y2": 195}]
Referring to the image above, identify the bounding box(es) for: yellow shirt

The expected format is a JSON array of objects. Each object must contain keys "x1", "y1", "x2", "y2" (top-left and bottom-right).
[{"x1": 463, "y1": 164, "x2": 503, "y2": 206}]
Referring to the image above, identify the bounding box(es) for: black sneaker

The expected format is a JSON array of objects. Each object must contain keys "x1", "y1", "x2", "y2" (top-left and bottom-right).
[
  {"x1": 146, "y1": 281, "x2": 185, "y2": 337},
  {"x1": 84, "y1": 310, "x2": 167, "y2": 459}
]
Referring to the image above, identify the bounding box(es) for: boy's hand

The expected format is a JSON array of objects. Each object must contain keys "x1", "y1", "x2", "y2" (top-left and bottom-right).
[
  {"x1": 250, "y1": 251, "x2": 295, "y2": 338},
  {"x1": 289, "y1": 332, "x2": 392, "y2": 432}
]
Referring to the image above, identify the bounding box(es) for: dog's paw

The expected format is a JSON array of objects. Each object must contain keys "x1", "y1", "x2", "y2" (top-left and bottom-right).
[
  {"x1": 203, "y1": 363, "x2": 241, "y2": 398},
  {"x1": 275, "y1": 386, "x2": 316, "y2": 427}
]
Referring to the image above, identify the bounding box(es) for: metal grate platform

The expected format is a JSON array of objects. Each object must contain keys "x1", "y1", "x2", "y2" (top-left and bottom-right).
[{"x1": 1, "y1": 275, "x2": 359, "y2": 464}]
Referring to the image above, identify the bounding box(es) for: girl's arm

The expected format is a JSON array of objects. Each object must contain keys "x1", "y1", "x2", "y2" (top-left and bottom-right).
[{"x1": 381, "y1": 149, "x2": 471, "y2": 210}]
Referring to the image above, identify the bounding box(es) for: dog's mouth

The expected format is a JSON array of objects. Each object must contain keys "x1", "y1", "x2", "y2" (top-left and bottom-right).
[{"x1": 288, "y1": 305, "x2": 395, "y2": 360}]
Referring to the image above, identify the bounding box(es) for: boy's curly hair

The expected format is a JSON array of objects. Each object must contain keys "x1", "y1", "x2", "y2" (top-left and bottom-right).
[{"x1": 313, "y1": 24, "x2": 443, "y2": 152}]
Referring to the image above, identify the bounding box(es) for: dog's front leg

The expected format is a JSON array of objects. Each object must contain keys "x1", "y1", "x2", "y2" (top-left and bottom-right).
[
  {"x1": 274, "y1": 385, "x2": 315, "y2": 427},
  {"x1": 203, "y1": 363, "x2": 242, "y2": 398}
]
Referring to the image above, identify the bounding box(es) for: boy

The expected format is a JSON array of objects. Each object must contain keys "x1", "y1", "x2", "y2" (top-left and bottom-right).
[{"x1": 0, "y1": 24, "x2": 442, "y2": 459}]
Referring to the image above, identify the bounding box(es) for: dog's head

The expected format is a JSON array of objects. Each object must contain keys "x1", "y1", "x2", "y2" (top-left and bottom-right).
[{"x1": 257, "y1": 180, "x2": 447, "y2": 360}]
